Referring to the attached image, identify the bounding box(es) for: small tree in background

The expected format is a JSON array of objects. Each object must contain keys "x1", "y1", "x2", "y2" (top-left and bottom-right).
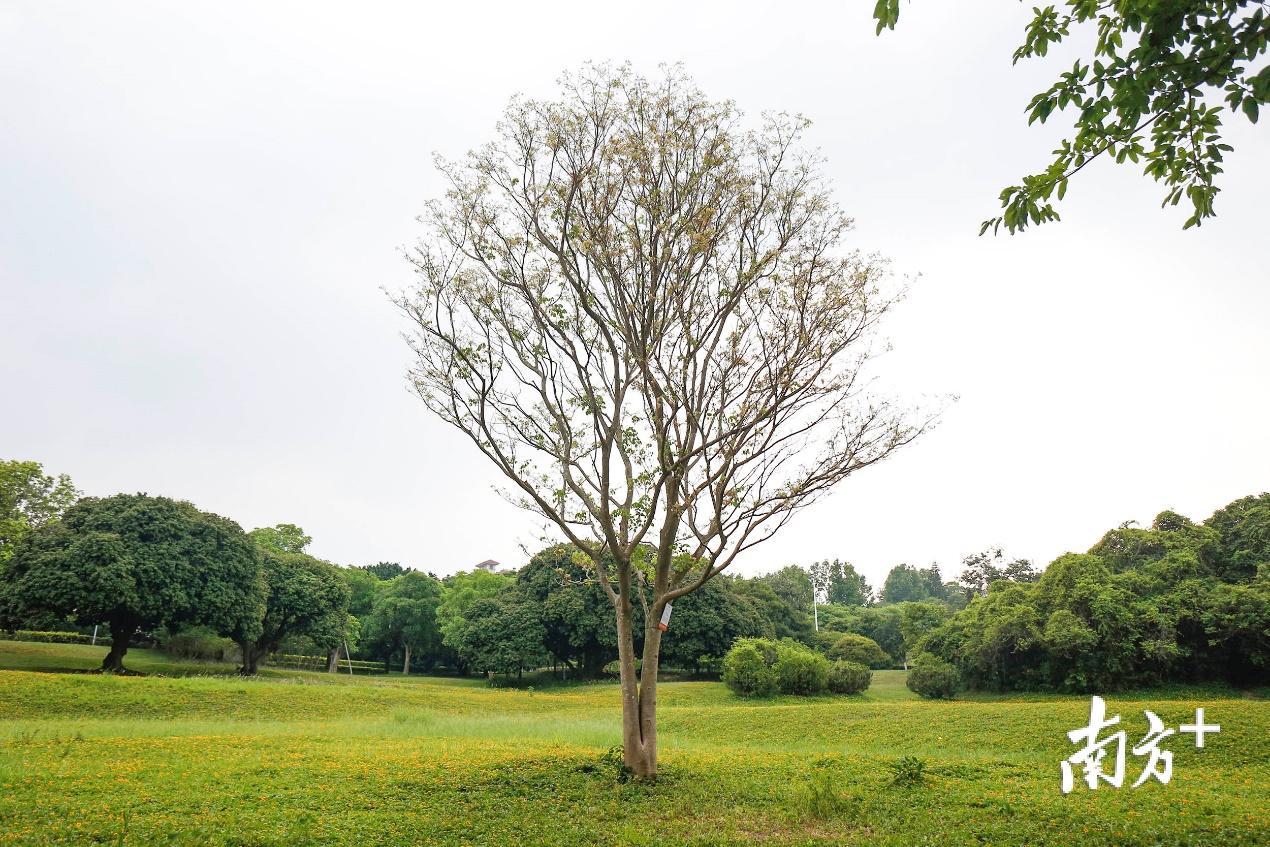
[
  {"x1": 0, "y1": 460, "x2": 79, "y2": 567},
  {"x1": 448, "y1": 590, "x2": 547, "y2": 679},
  {"x1": 247, "y1": 523, "x2": 312, "y2": 555},
  {"x1": 810, "y1": 558, "x2": 873, "y2": 606},
  {"x1": 232, "y1": 548, "x2": 350, "y2": 675},
  {"x1": 0, "y1": 494, "x2": 264, "y2": 671},
  {"x1": 438, "y1": 569, "x2": 516, "y2": 671},
  {"x1": 365, "y1": 570, "x2": 443, "y2": 674}
]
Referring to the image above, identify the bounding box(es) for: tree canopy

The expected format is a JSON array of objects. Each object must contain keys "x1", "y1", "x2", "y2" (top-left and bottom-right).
[
  {"x1": 1, "y1": 494, "x2": 264, "y2": 671},
  {"x1": 917, "y1": 494, "x2": 1270, "y2": 690},
  {"x1": 233, "y1": 548, "x2": 350, "y2": 675}
]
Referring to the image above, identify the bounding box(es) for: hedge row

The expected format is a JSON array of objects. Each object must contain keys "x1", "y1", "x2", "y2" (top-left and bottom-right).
[
  {"x1": 1, "y1": 630, "x2": 113, "y2": 646},
  {"x1": 270, "y1": 653, "x2": 385, "y2": 673}
]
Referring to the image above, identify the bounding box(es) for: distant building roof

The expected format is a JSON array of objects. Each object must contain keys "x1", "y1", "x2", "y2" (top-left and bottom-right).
[{"x1": 475, "y1": 559, "x2": 500, "y2": 571}]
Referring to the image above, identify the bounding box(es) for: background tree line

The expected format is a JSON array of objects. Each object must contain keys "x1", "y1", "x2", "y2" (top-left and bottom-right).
[{"x1": 3, "y1": 459, "x2": 1265, "y2": 689}]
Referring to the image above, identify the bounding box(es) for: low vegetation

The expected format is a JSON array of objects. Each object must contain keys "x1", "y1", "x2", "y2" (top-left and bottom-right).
[{"x1": 0, "y1": 641, "x2": 1266, "y2": 846}]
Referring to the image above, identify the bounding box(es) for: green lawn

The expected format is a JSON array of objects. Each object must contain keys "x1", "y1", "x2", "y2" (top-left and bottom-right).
[{"x1": 1, "y1": 641, "x2": 1266, "y2": 846}]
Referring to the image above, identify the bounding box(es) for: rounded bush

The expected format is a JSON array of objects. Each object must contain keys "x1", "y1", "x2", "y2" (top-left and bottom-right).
[
  {"x1": 773, "y1": 644, "x2": 830, "y2": 695},
  {"x1": 906, "y1": 654, "x2": 961, "y2": 700},
  {"x1": 721, "y1": 641, "x2": 778, "y2": 696},
  {"x1": 601, "y1": 658, "x2": 641, "y2": 677},
  {"x1": 827, "y1": 633, "x2": 891, "y2": 669},
  {"x1": 828, "y1": 660, "x2": 872, "y2": 694}
]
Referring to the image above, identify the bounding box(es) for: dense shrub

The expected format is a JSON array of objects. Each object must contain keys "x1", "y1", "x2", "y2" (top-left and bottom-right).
[
  {"x1": 906, "y1": 654, "x2": 961, "y2": 699},
  {"x1": 161, "y1": 627, "x2": 240, "y2": 662},
  {"x1": 826, "y1": 633, "x2": 891, "y2": 668},
  {"x1": 723, "y1": 637, "x2": 835, "y2": 696},
  {"x1": 721, "y1": 640, "x2": 778, "y2": 696},
  {"x1": 827, "y1": 660, "x2": 872, "y2": 694},
  {"x1": 773, "y1": 643, "x2": 830, "y2": 694}
]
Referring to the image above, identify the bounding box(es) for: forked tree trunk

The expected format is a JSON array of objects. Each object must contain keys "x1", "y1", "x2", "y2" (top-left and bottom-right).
[
  {"x1": 617, "y1": 601, "x2": 665, "y2": 779},
  {"x1": 101, "y1": 617, "x2": 135, "y2": 673},
  {"x1": 402, "y1": 644, "x2": 411, "y2": 676}
]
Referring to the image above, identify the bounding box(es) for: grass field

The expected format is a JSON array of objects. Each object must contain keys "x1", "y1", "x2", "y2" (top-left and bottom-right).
[{"x1": 1, "y1": 641, "x2": 1266, "y2": 846}]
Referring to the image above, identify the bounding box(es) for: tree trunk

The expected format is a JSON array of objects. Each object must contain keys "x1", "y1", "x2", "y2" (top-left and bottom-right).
[
  {"x1": 327, "y1": 646, "x2": 340, "y2": 673},
  {"x1": 617, "y1": 599, "x2": 661, "y2": 779},
  {"x1": 402, "y1": 644, "x2": 411, "y2": 676},
  {"x1": 101, "y1": 617, "x2": 135, "y2": 672},
  {"x1": 238, "y1": 641, "x2": 263, "y2": 676}
]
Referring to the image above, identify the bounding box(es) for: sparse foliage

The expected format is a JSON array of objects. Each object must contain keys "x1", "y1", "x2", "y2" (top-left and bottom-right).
[{"x1": 396, "y1": 64, "x2": 927, "y2": 776}]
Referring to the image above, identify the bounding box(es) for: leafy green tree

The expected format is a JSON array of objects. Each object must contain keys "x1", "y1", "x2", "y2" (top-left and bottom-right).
[
  {"x1": 232, "y1": 549, "x2": 350, "y2": 675},
  {"x1": 0, "y1": 460, "x2": 79, "y2": 566},
  {"x1": 875, "y1": 0, "x2": 1270, "y2": 232},
  {"x1": 881, "y1": 564, "x2": 930, "y2": 604},
  {"x1": 658, "y1": 576, "x2": 773, "y2": 673},
  {"x1": 448, "y1": 589, "x2": 546, "y2": 678},
  {"x1": 359, "y1": 561, "x2": 407, "y2": 581},
  {"x1": 957, "y1": 548, "x2": 1039, "y2": 601},
  {"x1": 438, "y1": 569, "x2": 516, "y2": 670},
  {"x1": 898, "y1": 601, "x2": 951, "y2": 661},
  {"x1": 516, "y1": 544, "x2": 618, "y2": 677},
  {"x1": 247, "y1": 523, "x2": 311, "y2": 554},
  {"x1": 340, "y1": 566, "x2": 383, "y2": 620},
  {"x1": 735, "y1": 579, "x2": 816, "y2": 643},
  {"x1": 760, "y1": 565, "x2": 815, "y2": 615},
  {"x1": 1204, "y1": 493, "x2": 1270, "y2": 582},
  {"x1": 0, "y1": 494, "x2": 264, "y2": 671},
  {"x1": 919, "y1": 563, "x2": 949, "y2": 601},
  {"x1": 364, "y1": 570, "x2": 443, "y2": 674},
  {"x1": 810, "y1": 559, "x2": 872, "y2": 606}
]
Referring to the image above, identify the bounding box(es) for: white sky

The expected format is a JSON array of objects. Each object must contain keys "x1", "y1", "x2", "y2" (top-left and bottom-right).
[{"x1": 2, "y1": 1, "x2": 1267, "y2": 591}]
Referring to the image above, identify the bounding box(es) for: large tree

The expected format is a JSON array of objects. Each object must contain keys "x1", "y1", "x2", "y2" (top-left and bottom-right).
[
  {"x1": 395, "y1": 64, "x2": 926, "y2": 777},
  {"x1": 233, "y1": 548, "x2": 350, "y2": 675},
  {"x1": 0, "y1": 494, "x2": 264, "y2": 671},
  {"x1": 0, "y1": 460, "x2": 79, "y2": 567},
  {"x1": 875, "y1": 1, "x2": 1270, "y2": 232}
]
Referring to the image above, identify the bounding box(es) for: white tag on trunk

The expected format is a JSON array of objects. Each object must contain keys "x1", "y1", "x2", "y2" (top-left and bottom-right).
[{"x1": 658, "y1": 603, "x2": 673, "y2": 632}]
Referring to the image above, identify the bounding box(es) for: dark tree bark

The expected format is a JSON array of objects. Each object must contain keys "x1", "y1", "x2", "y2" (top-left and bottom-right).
[
  {"x1": 238, "y1": 641, "x2": 266, "y2": 676},
  {"x1": 101, "y1": 616, "x2": 135, "y2": 672}
]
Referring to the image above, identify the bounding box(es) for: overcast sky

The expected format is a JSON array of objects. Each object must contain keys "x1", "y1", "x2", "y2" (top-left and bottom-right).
[{"x1": 3, "y1": 1, "x2": 1267, "y2": 590}]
